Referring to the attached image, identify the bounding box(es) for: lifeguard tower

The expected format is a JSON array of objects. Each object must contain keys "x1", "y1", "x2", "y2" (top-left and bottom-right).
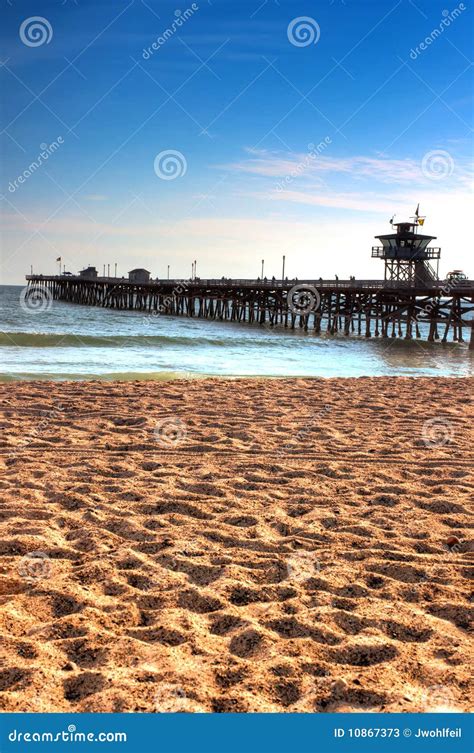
[{"x1": 371, "y1": 209, "x2": 441, "y2": 286}]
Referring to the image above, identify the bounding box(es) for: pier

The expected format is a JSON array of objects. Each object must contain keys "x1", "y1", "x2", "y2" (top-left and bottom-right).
[
  {"x1": 24, "y1": 274, "x2": 474, "y2": 347},
  {"x1": 24, "y1": 216, "x2": 474, "y2": 347}
]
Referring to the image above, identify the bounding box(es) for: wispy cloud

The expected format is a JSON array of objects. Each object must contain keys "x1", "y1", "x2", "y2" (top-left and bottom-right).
[
  {"x1": 217, "y1": 146, "x2": 473, "y2": 216},
  {"x1": 259, "y1": 189, "x2": 399, "y2": 213},
  {"x1": 221, "y1": 147, "x2": 473, "y2": 186},
  {"x1": 222, "y1": 149, "x2": 420, "y2": 183}
]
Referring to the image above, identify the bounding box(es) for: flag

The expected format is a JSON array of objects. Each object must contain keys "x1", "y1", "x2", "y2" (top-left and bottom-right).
[
  {"x1": 418, "y1": 218, "x2": 425, "y2": 226},
  {"x1": 415, "y1": 204, "x2": 420, "y2": 218},
  {"x1": 56, "y1": 257, "x2": 61, "y2": 262}
]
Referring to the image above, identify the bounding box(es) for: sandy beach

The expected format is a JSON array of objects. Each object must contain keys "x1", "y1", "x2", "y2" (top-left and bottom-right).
[{"x1": 0, "y1": 376, "x2": 472, "y2": 713}]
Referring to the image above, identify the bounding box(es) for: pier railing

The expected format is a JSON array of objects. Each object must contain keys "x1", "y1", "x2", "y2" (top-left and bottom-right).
[
  {"x1": 25, "y1": 274, "x2": 473, "y2": 293},
  {"x1": 371, "y1": 246, "x2": 442, "y2": 259}
]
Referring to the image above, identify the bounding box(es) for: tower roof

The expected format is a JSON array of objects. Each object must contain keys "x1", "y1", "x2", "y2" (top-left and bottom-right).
[
  {"x1": 375, "y1": 230, "x2": 437, "y2": 242},
  {"x1": 376, "y1": 221, "x2": 436, "y2": 243}
]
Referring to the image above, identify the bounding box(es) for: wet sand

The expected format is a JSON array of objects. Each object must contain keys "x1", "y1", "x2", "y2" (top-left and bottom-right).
[{"x1": 0, "y1": 377, "x2": 472, "y2": 712}]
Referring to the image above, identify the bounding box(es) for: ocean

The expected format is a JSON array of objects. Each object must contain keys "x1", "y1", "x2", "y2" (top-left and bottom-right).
[{"x1": 1, "y1": 284, "x2": 472, "y2": 380}]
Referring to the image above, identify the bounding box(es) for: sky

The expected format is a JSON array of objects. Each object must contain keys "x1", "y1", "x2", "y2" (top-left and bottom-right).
[{"x1": 1, "y1": 0, "x2": 473, "y2": 284}]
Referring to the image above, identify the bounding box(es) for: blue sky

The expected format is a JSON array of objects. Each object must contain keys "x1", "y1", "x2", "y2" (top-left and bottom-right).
[{"x1": 1, "y1": 0, "x2": 473, "y2": 283}]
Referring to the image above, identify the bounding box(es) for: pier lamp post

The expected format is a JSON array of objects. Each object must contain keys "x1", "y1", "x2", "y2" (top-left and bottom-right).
[
  {"x1": 261, "y1": 259, "x2": 264, "y2": 279},
  {"x1": 114, "y1": 263, "x2": 117, "y2": 278},
  {"x1": 282, "y1": 255, "x2": 286, "y2": 280},
  {"x1": 107, "y1": 264, "x2": 110, "y2": 277},
  {"x1": 167, "y1": 265, "x2": 170, "y2": 280},
  {"x1": 194, "y1": 260, "x2": 197, "y2": 280}
]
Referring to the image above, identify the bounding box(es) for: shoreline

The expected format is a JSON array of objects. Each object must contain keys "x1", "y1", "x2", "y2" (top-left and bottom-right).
[
  {"x1": 1, "y1": 377, "x2": 472, "y2": 713},
  {"x1": 1, "y1": 371, "x2": 473, "y2": 383}
]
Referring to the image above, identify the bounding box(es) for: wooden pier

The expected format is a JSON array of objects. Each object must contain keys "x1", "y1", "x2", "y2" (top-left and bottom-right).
[
  {"x1": 24, "y1": 274, "x2": 474, "y2": 347},
  {"x1": 24, "y1": 216, "x2": 474, "y2": 347}
]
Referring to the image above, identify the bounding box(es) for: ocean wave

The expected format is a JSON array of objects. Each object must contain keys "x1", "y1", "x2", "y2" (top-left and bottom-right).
[{"x1": 0, "y1": 331, "x2": 267, "y2": 348}]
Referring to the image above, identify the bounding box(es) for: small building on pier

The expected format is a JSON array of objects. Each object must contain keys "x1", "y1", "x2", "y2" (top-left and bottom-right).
[
  {"x1": 128, "y1": 268, "x2": 150, "y2": 283},
  {"x1": 79, "y1": 266, "x2": 98, "y2": 278}
]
